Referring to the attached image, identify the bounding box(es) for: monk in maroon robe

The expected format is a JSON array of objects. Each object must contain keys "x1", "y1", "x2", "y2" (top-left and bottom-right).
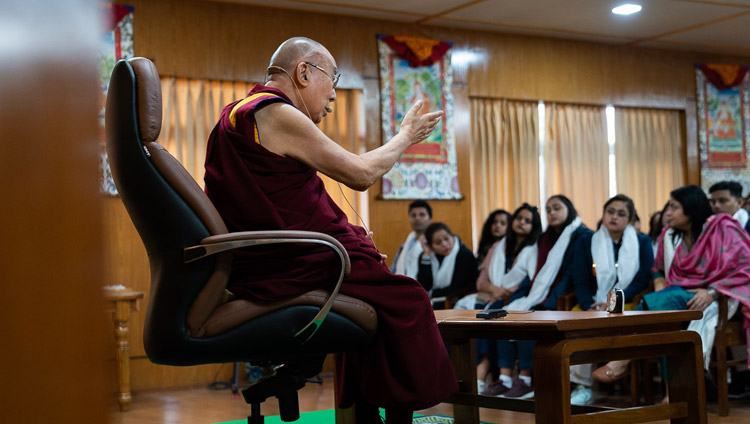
[{"x1": 204, "y1": 37, "x2": 457, "y2": 423}]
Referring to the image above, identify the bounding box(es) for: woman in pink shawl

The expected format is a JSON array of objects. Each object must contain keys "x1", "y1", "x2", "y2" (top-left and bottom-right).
[{"x1": 594, "y1": 185, "x2": 750, "y2": 387}]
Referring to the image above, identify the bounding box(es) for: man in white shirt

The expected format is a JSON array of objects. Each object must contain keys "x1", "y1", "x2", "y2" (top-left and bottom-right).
[
  {"x1": 391, "y1": 200, "x2": 432, "y2": 279},
  {"x1": 708, "y1": 180, "x2": 750, "y2": 398},
  {"x1": 709, "y1": 181, "x2": 750, "y2": 232}
]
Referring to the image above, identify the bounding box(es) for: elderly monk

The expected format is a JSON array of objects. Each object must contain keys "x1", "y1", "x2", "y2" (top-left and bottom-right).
[{"x1": 204, "y1": 37, "x2": 457, "y2": 423}]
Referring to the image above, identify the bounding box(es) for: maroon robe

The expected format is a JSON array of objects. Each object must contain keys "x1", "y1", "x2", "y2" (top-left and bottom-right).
[{"x1": 204, "y1": 85, "x2": 457, "y2": 410}]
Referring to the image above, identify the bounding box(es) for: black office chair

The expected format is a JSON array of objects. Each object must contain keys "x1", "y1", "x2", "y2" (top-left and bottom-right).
[{"x1": 105, "y1": 57, "x2": 377, "y2": 423}]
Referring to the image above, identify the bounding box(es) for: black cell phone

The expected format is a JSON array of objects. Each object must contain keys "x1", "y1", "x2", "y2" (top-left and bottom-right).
[{"x1": 476, "y1": 308, "x2": 507, "y2": 319}]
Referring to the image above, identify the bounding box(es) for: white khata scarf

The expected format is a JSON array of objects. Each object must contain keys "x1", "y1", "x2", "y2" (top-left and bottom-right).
[
  {"x1": 430, "y1": 235, "x2": 461, "y2": 291},
  {"x1": 393, "y1": 231, "x2": 422, "y2": 279},
  {"x1": 734, "y1": 208, "x2": 749, "y2": 229},
  {"x1": 662, "y1": 228, "x2": 680, "y2": 276},
  {"x1": 488, "y1": 238, "x2": 537, "y2": 289},
  {"x1": 506, "y1": 217, "x2": 582, "y2": 311},
  {"x1": 591, "y1": 224, "x2": 639, "y2": 303}
]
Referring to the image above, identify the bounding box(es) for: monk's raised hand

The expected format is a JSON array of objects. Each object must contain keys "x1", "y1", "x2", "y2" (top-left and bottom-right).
[{"x1": 399, "y1": 100, "x2": 443, "y2": 145}]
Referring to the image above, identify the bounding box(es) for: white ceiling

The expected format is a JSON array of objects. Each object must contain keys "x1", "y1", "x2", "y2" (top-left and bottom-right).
[{"x1": 215, "y1": 0, "x2": 750, "y2": 56}]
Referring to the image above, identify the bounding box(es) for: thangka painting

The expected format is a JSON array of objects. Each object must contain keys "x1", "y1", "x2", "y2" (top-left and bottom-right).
[
  {"x1": 696, "y1": 63, "x2": 750, "y2": 191},
  {"x1": 378, "y1": 35, "x2": 461, "y2": 199},
  {"x1": 98, "y1": 4, "x2": 134, "y2": 196}
]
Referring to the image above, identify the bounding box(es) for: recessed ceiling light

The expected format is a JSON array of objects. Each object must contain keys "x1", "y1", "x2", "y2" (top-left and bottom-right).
[{"x1": 612, "y1": 4, "x2": 642, "y2": 15}]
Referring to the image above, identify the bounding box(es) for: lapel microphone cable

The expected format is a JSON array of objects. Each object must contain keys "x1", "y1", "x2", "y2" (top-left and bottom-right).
[{"x1": 265, "y1": 65, "x2": 375, "y2": 249}]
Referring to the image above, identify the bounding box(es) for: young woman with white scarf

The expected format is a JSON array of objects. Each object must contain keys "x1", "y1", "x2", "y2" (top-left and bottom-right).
[
  {"x1": 469, "y1": 204, "x2": 542, "y2": 393},
  {"x1": 416, "y1": 222, "x2": 478, "y2": 310},
  {"x1": 482, "y1": 195, "x2": 591, "y2": 398},
  {"x1": 567, "y1": 194, "x2": 654, "y2": 405},
  {"x1": 476, "y1": 209, "x2": 512, "y2": 267}
]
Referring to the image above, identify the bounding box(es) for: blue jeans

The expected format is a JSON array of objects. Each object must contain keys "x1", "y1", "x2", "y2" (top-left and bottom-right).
[
  {"x1": 497, "y1": 339, "x2": 536, "y2": 370},
  {"x1": 475, "y1": 299, "x2": 505, "y2": 365}
]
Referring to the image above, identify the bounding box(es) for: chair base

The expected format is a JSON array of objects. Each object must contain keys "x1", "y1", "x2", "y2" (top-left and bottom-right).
[{"x1": 242, "y1": 361, "x2": 323, "y2": 423}]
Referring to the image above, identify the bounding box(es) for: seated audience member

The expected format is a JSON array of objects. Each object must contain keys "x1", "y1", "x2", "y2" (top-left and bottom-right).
[
  {"x1": 391, "y1": 200, "x2": 432, "y2": 278},
  {"x1": 567, "y1": 194, "x2": 654, "y2": 404},
  {"x1": 482, "y1": 195, "x2": 591, "y2": 398},
  {"x1": 476, "y1": 209, "x2": 512, "y2": 266},
  {"x1": 648, "y1": 202, "x2": 670, "y2": 256},
  {"x1": 475, "y1": 204, "x2": 543, "y2": 306},
  {"x1": 709, "y1": 180, "x2": 750, "y2": 233},
  {"x1": 633, "y1": 211, "x2": 642, "y2": 233},
  {"x1": 709, "y1": 180, "x2": 750, "y2": 392},
  {"x1": 204, "y1": 37, "x2": 456, "y2": 422},
  {"x1": 460, "y1": 204, "x2": 542, "y2": 392},
  {"x1": 594, "y1": 185, "x2": 750, "y2": 401},
  {"x1": 416, "y1": 222, "x2": 478, "y2": 309}
]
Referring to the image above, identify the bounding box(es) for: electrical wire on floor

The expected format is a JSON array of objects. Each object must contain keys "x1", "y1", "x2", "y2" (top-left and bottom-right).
[{"x1": 207, "y1": 362, "x2": 242, "y2": 399}]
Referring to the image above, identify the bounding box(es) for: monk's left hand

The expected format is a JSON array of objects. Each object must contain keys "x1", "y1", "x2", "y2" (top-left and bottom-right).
[{"x1": 686, "y1": 289, "x2": 713, "y2": 311}]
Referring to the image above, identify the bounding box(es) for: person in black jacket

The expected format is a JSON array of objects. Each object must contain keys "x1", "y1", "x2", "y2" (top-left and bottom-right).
[
  {"x1": 416, "y1": 222, "x2": 478, "y2": 309},
  {"x1": 568, "y1": 194, "x2": 654, "y2": 405}
]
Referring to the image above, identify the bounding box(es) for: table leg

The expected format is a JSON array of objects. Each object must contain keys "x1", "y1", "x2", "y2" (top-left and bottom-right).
[
  {"x1": 666, "y1": 331, "x2": 706, "y2": 424},
  {"x1": 533, "y1": 340, "x2": 571, "y2": 424},
  {"x1": 449, "y1": 338, "x2": 479, "y2": 424},
  {"x1": 113, "y1": 300, "x2": 132, "y2": 411}
]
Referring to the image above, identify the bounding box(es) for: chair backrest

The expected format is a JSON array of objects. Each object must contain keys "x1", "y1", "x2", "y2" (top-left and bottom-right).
[{"x1": 105, "y1": 57, "x2": 232, "y2": 363}]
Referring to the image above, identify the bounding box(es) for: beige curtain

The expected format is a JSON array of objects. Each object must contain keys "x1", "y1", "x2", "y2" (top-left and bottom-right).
[
  {"x1": 159, "y1": 77, "x2": 254, "y2": 182},
  {"x1": 470, "y1": 98, "x2": 539, "y2": 246},
  {"x1": 158, "y1": 76, "x2": 366, "y2": 224},
  {"x1": 615, "y1": 107, "x2": 685, "y2": 223},
  {"x1": 545, "y1": 103, "x2": 609, "y2": 229}
]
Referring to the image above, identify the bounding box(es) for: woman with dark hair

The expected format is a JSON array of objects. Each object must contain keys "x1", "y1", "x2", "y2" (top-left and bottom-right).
[
  {"x1": 476, "y1": 210, "x2": 512, "y2": 266},
  {"x1": 648, "y1": 202, "x2": 670, "y2": 254},
  {"x1": 416, "y1": 222, "x2": 478, "y2": 310},
  {"x1": 567, "y1": 194, "x2": 654, "y2": 404},
  {"x1": 459, "y1": 203, "x2": 542, "y2": 393},
  {"x1": 482, "y1": 195, "x2": 592, "y2": 398},
  {"x1": 594, "y1": 185, "x2": 750, "y2": 393},
  {"x1": 477, "y1": 203, "x2": 543, "y2": 303}
]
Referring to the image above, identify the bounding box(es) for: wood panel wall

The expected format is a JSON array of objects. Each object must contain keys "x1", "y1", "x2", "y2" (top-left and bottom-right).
[
  {"x1": 1, "y1": 1, "x2": 110, "y2": 421},
  {"x1": 109, "y1": 0, "x2": 750, "y2": 390}
]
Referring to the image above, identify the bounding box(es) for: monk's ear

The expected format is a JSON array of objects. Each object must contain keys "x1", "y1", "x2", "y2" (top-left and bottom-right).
[{"x1": 296, "y1": 62, "x2": 310, "y2": 87}]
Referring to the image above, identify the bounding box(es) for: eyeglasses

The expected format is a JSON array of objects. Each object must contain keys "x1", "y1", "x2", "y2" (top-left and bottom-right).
[{"x1": 305, "y1": 61, "x2": 340, "y2": 88}]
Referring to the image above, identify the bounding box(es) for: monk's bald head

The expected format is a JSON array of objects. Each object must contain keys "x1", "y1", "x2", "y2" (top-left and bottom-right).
[{"x1": 269, "y1": 37, "x2": 330, "y2": 71}]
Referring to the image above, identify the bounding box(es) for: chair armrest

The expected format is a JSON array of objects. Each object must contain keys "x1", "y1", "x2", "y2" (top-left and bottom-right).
[{"x1": 183, "y1": 230, "x2": 352, "y2": 345}]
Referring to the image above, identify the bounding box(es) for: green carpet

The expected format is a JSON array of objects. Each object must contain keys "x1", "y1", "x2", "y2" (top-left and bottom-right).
[{"x1": 216, "y1": 410, "x2": 493, "y2": 423}]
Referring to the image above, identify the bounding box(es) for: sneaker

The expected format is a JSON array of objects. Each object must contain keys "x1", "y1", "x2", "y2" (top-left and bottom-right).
[
  {"x1": 570, "y1": 384, "x2": 594, "y2": 405},
  {"x1": 502, "y1": 378, "x2": 534, "y2": 399},
  {"x1": 477, "y1": 379, "x2": 486, "y2": 394},
  {"x1": 481, "y1": 380, "x2": 510, "y2": 396}
]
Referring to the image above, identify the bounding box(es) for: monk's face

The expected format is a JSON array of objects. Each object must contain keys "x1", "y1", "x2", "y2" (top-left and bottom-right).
[{"x1": 301, "y1": 53, "x2": 338, "y2": 124}]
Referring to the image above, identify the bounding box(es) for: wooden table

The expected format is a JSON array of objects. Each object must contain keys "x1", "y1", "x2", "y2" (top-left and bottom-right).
[
  {"x1": 104, "y1": 289, "x2": 144, "y2": 411},
  {"x1": 435, "y1": 309, "x2": 706, "y2": 424}
]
